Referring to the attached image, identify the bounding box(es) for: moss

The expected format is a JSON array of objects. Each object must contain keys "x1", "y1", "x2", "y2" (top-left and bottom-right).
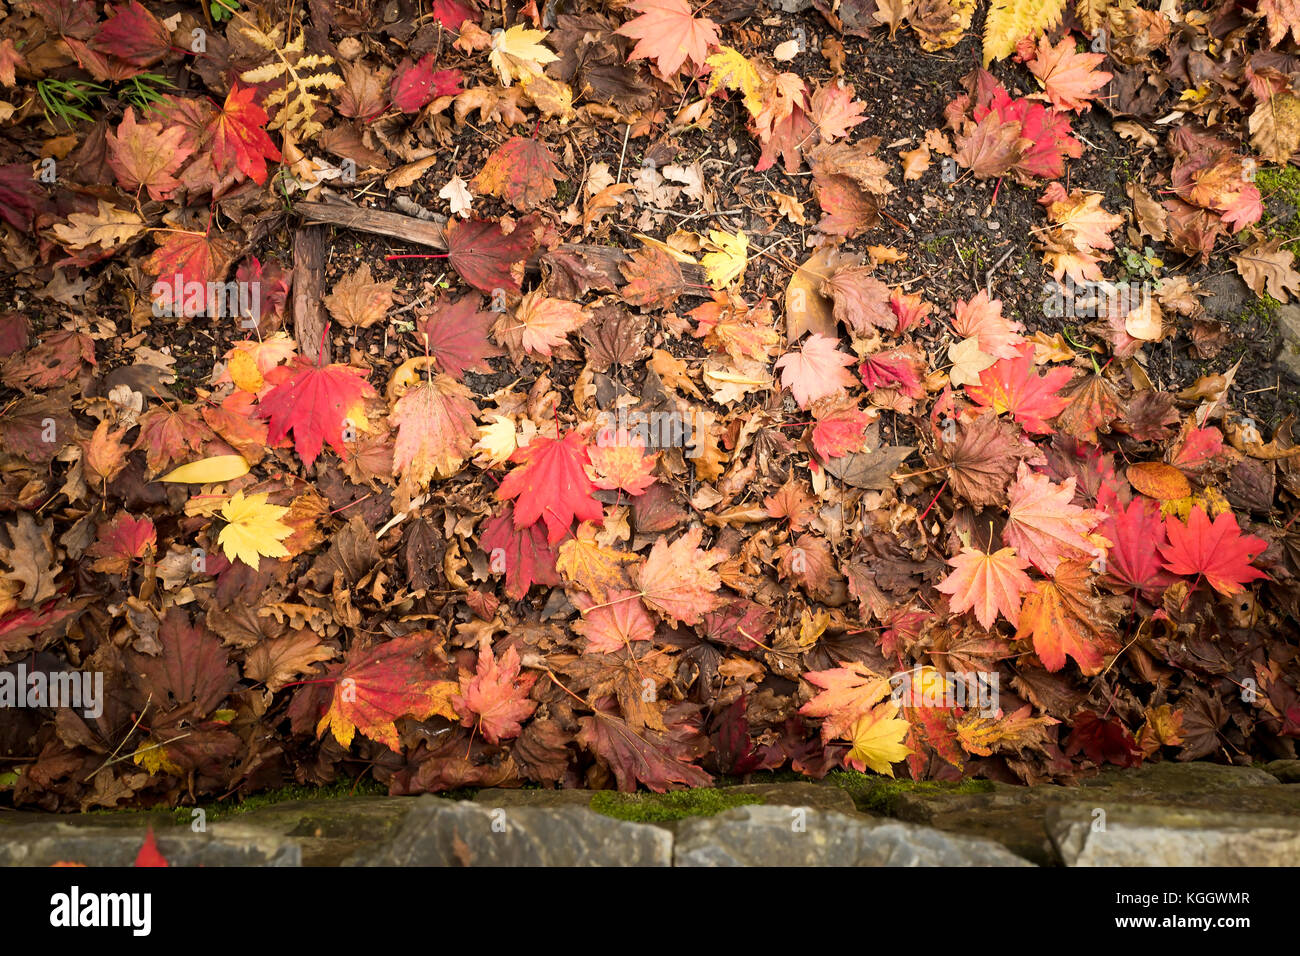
[
  {"x1": 589, "y1": 788, "x2": 764, "y2": 823},
  {"x1": 823, "y1": 771, "x2": 994, "y2": 815},
  {"x1": 85, "y1": 775, "x2": 389, "y2": 824},
  {"x1": 554, "y1": 177, "x2": 577, "y2": 205},
  {"x1": 1255, "y1": 166, "x2": 1300, "y2": 253}
]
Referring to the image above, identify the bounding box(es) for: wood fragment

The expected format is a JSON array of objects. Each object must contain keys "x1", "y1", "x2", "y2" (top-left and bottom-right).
[{"x1": 292, "y1": 225, "x2": 329, "y2": 361}]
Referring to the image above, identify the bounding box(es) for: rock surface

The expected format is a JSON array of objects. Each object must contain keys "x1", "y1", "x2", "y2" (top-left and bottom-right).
[
  {"x1": 0, "y1": 821, "x2": 300, "y2": 866},
  {"x1": 673, "y1": 806, "x2": 1032, "y2": 866}
]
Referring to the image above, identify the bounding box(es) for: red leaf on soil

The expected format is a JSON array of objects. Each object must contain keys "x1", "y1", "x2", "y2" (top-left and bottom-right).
[
  {"x1": 146, "y1": 231, "x2": 237, "y2": 317},
  {"x1": 452, "y1": 644, "x2": 538, "y2": 744},
  {"x1": 810, "y1": 395, "x2": 872, "y2": 461},
  {"x1": 472, "y1": 136, "x2": 564, "y2": 211},
  {"x1": 479, "y1": 504, "x2": 562, "y2": 600},
  {"x1": 414, "y1": 295, "x2": 501, "y2": 378},
  {"x1": 1157, "y1": 506, "x2": 1268, "y2": 596},
  {"x1": 258, "y1": 356, "x2": 377, "y2": 467},
  {"x1": 966, "y1": 342, "x2": 1073, "y2": 435},
  {"x1": 431, "y1": 0, "x2": 478, "y2": 28},
  {"x1": 391, "y1": 54, "x2": 463, "y2": 113},
  {"x1": 209, "y1": 83, "x2": 282, "y2": 185},
  {"x1": 859, "y1": 347, "x2": 924, "y2": 398},
  {"x1": 445, "y1": 217, "x2": 536, "y2": 295},
  {"x1": 106, "y1": 108, "x2": 194, "y2": 201},
  {"x1": 496, "y1": 428, "x2": 604, "y2": 545}
]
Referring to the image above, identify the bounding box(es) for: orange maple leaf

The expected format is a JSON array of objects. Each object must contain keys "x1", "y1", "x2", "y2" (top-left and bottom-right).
[
  {"x1": 616, "y1": 0, "x2": 720, "y2": 76},
  {"x1": 1016, "y1": 560, "x2": 1117, "y2": 674},
  {"x1": 634, "y1": 526, "x2": 727, "y2": 625},
  {"x1": 452, "y1": 644, "x2": 538, "y2": 744},
  {"x1": 1003, "y1": 463, "x2": 1104, "y2": 575},
  {"x1": 936, "y1": 545, "x2": 1034, "y2": 630}
]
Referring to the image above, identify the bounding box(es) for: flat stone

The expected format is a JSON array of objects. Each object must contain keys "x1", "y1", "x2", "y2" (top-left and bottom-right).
[
  {"x1": 673, "y1": 806, "x2": 1033, "y2": 866},
  {"x1": 0, "y1": 822, "x2": 300, "y2": 866},
  {"x1": 1277, "y1": 304, "x2": 1300, "y2": 380},
  {"x1": 1265, "y1": 759, "x2": 1300, "y2": 783},
  {"x1": 347, "y1": 796, "x2": 672, "y2": 866},
  {"x1": 1201, "y1": 272, "x2": 1252, "y2": 322},
  {"x1": 218, "y1": 796, "x2": 416, "y2": 866},
  {"x1": 1048, "y1": 803, "x2": 1300, "y2": 866}
]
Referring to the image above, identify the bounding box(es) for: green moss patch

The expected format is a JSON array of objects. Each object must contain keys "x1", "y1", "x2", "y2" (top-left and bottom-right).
[
  {"x1": 824, "y1": 771, "x2": 994, "y2": 815},
  {"x1": 589, "y1": 789, "x2": 764, "y2": 823}
]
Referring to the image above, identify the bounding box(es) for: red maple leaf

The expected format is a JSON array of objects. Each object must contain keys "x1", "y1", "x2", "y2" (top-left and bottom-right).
[
  {"x1": 134, "y1": 827, "x2": 169, "y2": 867},
  {"x1": 479, "y1": 504, "x2": 562, "y2": 600},
  {"x1": 415, "y1": 295, "x2": 502, "y2": 378},
  {"x1": 445, "y1": 217, "x2": 537, "y2": 295},
  {"x1": 209, "y1": 83, "x2": 282, "y2": 185},
  {"x1": 858, "y1": 347, "x2": 924, "y2": 398},
  {"x1": 258, "y1": 356, "x2": 377, "y2": 467},
  {"x1": 496, "y1": 428, "x2": 604, "y2": 545},
  {"x1": 87, "y1": 512, "x2": 155, "y2": 575},
  {"x1": 452, "y1": 644, "x2": 538, "y2": 744},
  {"x1": 1096, "y1": 490, "x2": 1175, "y2": 598},
  {"x1": 976, "y1": 88, "x2": 1082, "y2": 181},
  {"x1": 430, "y1": 0, "x2": 478, "y2": 28},
  {"x1": 966, "y1": 342, "x2": 1073, "y2": 435},
  {"x1": 577, "y1": 702, "x2": 713, "y2": 792},
  {"x1": 1065, "y1": 712, "x2": 1143, "y2": 768},
  {"x1": 390, "y1": 54, "x2": 463, "y2": 113},
  {"x1": 1157, "y1": 506, "x2": 1268, "y2": 596},
  {"x1": 317, "y1": 632, "x2": 459, "y2": 751},
  {"x1": 91, "y1": 1, "x2": 170, "y2": 69}
]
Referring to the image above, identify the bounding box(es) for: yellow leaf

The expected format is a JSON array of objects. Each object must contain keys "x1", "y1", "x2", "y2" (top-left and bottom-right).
[
  {"x1": 704, "y1": 45, "x2": 766, "y2": 117},
  {"x1": 489, "y1": 25, "x2": 559, "y2": 86},
  {"x1": 701, "y1": 229, "x2": 748, "y2": 288},
  {"x1": 217, "y1": 490, "x2": 293, "y2": 570},
  {"x1": 845, "y1": 701, "x2": 912, "y2": 775},
  {"x1": 474, "y1": 415, "x2": 518, "y2": 467},
  {"x1": 158, "y1": 455, "x2": 251, "y2": 484},
  {"x1": 982, "y1": 0, "x2": 1067, "y2": 66},
  {"x1": 227, "y1": 348, "x2": 264, "y2": 393}
]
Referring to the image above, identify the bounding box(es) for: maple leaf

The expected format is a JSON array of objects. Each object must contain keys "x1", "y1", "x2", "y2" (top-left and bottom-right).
[
  {"x1": 822, "y1": 266, "x2": 894, "y2": 334},
  {"x1": 1065, "y1": 712, "x2": 1143, "y2": 768},
  {"x1": 700, "y1": 229, "x2": 748, "y2": 289},
  {"x1": 391, "y1": 375, "x2": 479, "y2": 485},
  {"x1": 146, "y1": 231, "x2": 236, "y2": 317},
  {"x1": 1027, "y1": 35, "x2": 1112, "y2": 112},
  {"x1": 617, "y1": 0, "x2": 720, "y2": 76},
  {"x1": 1003, "y1": 463, "x2": 1104, "y2": 575},
  {"x1": 799, "y1": 661, "x2": 893, "y2": 744},
  {"x1": 621, "y1": 246, "x2": 686, "y2": 308},
  {"x1": 577, "y1": 704, "x2": 713, "y2": 792},
  {"x1": 390, "y1": 54, "x2": 462, "y2": 113},
  {"x1": 947, "y1": 336, "x2": 996, "y2": 388},
  {"x1": 414, "y1": 295, "x2": 500, "y2": 378},
  {"x1": 489, "y1": 24, "x2": 559, "y2": 86},
  {"x1": 1157, "y1": 507, "x2": 1268, "y2": 597},
  {"x1": 318, "y1": 633, "x2": 459, "y2": 751},
  {"x1": 966, "y1": 342, "x2": 1073, "y2": 435},
  {"x1": 810, "y1": 395, "x2": 873, "y2": 460},
  {"x1": 982, "y1": 0, "x2": 1066, "y2": 65},
  {"x1": 1056, "y1": 372, "x2": 1122, "y2": 442},
  {"x1": 258, "y1": 356, "x2": 377, "y2": 467},
  {"x1": 1096, "y1": 491, "x2": 1175, "y2": 598},
  {"x1": 844, "y1": 701, "x2": 912, "y2": 775},
  {"x1": 217, "y1": 490, "x2": 293, "y2": 570},
  {"x1": 128, "y1": 608, "x2": 238, "y2": 716},
  {"x1": 497, "y1": 428, "x2": 604, "y2": 545},
  {"x1": 587, "y1": 428, "x2": 659, "y2": 495},
  {"x1": 209, "y1": 83, "x2": 282, "y2": 186},
  {"x1": 573, "y1": 589, "x2": 657, "y2": 653},
  {"x1": 472, "y1": 136, "x2": 563, "y2": 211},
  {"x1": 92, "y1": 1, "x2": 170, "y2": 68},
  {"x1": 775, "y1": 333, "x2": 857, "y2": 408},
  {"x1": 976, "y1": 90, "x2": 1081, "y2": 181},
  {"x1": 810, "y1": 80, "x2": 867, "y2": 141},
  {"x1": 134, "y1": 827, "x2": 169, "y2": 867},
  {"x1": 952, "y1": 290, "x2": 1023, "y2": 360},
  {"x1": 1016, "y1": 560, "x2": 1116, "y2": 674},
  {"x1": 323, "y1": 263, "x2": 397, "y2": 329},
  {"x1": 445, "y1": 216, "x2": 536, "y2": 295},
  {"x1": 496, "y1": 291, "x2": 588, "y2": 358},
  {"x1": 106, "y1": 108, "x2": 193, "y2": 201},
  {"x1": 858, "y1": 347, "x2": 925, "y2": 399},
  {"x1": 635, "y1": 526, "x2": 727, "y2": 625},
  {"x1": 480, "y1": 505, "x2": 561, "y2": 600},
  {"x1": 936, "y1": 545, "x2": 1034, "y2": 630},
  {"x1": 87, "y1": 513, "x2": 155, "y2": 575},
  {"x1": 452, "y1": 644, "x2": 538, "y2": 744},
  {"x1": 941, "y1": 413, "x2": 1027, "y2": 507},
  {"x1": 556, "y1": 528, "x2": 638, "y2": 600},
  {"x1": 954, "y1": 112, "x2": 1027, "y2": 179},
  {"x1": 705, "y1": 45, "x2": 765, "y2": 115}
]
